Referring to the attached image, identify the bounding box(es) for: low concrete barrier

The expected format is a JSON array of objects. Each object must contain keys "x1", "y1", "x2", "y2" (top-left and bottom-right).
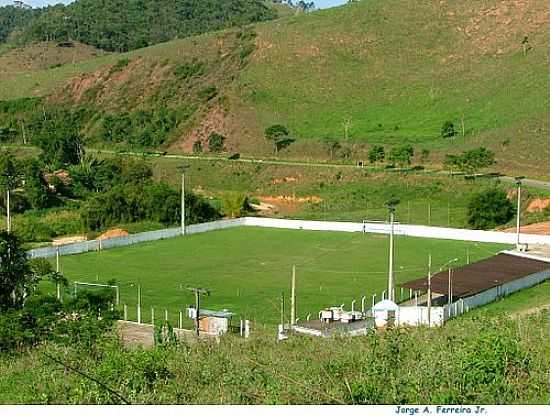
[
  {"x1": 27, "y1": 216, "x2": 550, "y2": 259},
  {"x1": 242, "y1": 217, "x2": 550, "y2": 245}
]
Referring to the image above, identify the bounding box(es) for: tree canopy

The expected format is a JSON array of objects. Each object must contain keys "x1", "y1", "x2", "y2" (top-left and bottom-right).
[
  {"x1": 467, "y1": 189, "x2": 514, "y2": 230},
  {"x1": 0, "y1": 231, "x2": 35, "y2": 310},
  {"x1": 2, "y1": 0, "x2": 277, "y2": 52}
]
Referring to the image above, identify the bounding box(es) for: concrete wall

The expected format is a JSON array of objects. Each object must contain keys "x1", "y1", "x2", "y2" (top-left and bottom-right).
[
  {"x1": 27, "y1": 218, "x2": 247, "y2": 259},
  {"x1": 27, "y1": 216, "x2": 550, "y2": 260},
  {"x1": 397, "y1": 306, "x2": 445, "y2": 327},
  {"x1": 444, "y1": 267, "x2": 550, "y2": 319},
  {"x1": 242, "y1": 217, "x2": 550, "y2": 245}
]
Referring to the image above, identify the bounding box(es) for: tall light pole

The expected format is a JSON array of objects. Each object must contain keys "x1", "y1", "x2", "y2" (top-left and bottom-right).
[
  {"x1": 386, "y1": 198, "x2": 400, "y2": 302},
  {"x1": 178, "y1": 165, "x2": 190, "y2": 236},
  {"x1": 515, "y1": 176, "x2": 525, "y2": 251}
]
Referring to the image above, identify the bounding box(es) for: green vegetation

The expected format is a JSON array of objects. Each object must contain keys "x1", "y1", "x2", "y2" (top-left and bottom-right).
[
  {"x1": 467, "y1": 189, "x2": 515, "y2": 230},
  {"x1": 3, "y1": 0, "x2": 277, "y2": 52},
  {"x1": 0, "y1": 5, "x2": 37, "y2": 44},
  {"x1": 264, "y1": 124, "x2": 294, "y2": 154},
  {"x1": 444, "y1": 147, "x2": 496, "y2": 175},
  {"x1": 1, "y1": 1, "x2": 548, "y2": 176},
  {"x1": 51, "y1": 227, "x2": 507, "y2": 325},
  {"x1": 0, "y1": 149, "x2": 220, "y2": 243},
  {"x1": 468, "y1": 281, "x2": 550, "y2": 318},
  {"x1": 0, "y1": 307, "x2": 547, "y2": 403},
  {"x1": 207, "y1": 132, "x2": 226, "y2": 153}
]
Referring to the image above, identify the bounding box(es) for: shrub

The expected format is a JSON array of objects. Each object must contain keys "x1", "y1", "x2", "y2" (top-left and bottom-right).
[
  {"x1": 198, "y1": 86, "x2": 218, "y2": 101},
  {"x1": 467, "y1": 189, "x2": 514, "y2": 230},
  {"x1": 264, "y1": 124, "x2": 291, "y2": 154},
  {"x1": 109, "y1": 58, "x2": 130, "y2": 75},
  {"x1": 208, "y1": 132, "x2": 225, "y2": 153},
  {"x1": 192, "y1": 140, "x2": 203, "y2": 154},
  {"x1": 173, "y1": 61, "x2": 205, "y2": 79},
  {"x1": 441, "y1": 121, "x2": 457, "y2": 138}
]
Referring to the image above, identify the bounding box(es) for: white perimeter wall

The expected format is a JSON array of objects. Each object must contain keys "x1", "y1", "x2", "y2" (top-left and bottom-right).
[
  {"x1": 242, "y1": 217, "x2": 550, "y2": 245},
  {"x1": 28, "y1": 216, "x2": 550, "y2": 259}
]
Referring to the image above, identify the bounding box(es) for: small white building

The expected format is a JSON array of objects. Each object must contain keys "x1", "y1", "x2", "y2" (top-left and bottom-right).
[{"x1": 372, "y1": 299, "x2": 399, "y2": 328}]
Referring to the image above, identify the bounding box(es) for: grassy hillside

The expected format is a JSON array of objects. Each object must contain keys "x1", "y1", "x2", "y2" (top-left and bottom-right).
[{"x1": 0, "y1": 0, "x2": 548, "y2": 176}]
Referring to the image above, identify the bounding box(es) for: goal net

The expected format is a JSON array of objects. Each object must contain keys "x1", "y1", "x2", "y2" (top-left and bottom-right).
[{"x1": 73, "y1": 281, "x2": 120, "y2": 305}]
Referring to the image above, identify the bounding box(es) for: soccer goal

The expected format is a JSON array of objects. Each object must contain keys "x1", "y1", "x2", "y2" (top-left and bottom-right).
[{"x1": 73, "y1": 281, "x2": 120, "y2": 305}]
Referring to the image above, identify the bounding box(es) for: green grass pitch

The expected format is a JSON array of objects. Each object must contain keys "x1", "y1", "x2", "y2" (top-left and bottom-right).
[{"x1": 51, "y1": 227, "x2": 509, "y2": 326}]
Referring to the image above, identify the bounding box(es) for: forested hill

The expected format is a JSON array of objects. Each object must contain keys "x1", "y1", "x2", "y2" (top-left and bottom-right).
[
  {"x1": 1, "y1": 0, "x2": 278, "y2": 52},
  {"x1": 0, "y1": 5, "x2": 37, "y2": 44}
]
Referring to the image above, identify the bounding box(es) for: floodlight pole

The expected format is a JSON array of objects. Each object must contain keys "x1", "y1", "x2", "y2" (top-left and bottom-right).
[
  {"x1": 290, "y1": 265, "x2": 296, "y2": 327},
  {"x1": 386, "y1": 199, "x2": 399, "y2": 302},
  {"x1": 178, "y1": 164, "x2": 190, "y2": 236},
  {"x1": 515, "y1": 177, "x2": 524, "y2": 250},
  {"x1": 427, "y1": 254, "x2": 432, "y2": 327},
  {"x1": 181, "y1": 171, "x2": 186, "y2": 235},
  {"x1": 448, "y1": 268, "x2": 452, "y2": 306}
]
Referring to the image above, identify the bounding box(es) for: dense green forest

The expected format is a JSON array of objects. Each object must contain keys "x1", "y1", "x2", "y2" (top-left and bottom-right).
[
  {"x1": 0, "y1": 0, "x2": 277, "y2": 52},
  {"x1": 0, "y1": 5, "x2": 37, "y2": 44}
]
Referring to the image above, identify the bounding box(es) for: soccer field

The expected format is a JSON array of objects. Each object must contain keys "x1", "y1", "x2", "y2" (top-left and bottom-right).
[{"x1": 53, "y1": 227, "x2": 509, "y2": 326}]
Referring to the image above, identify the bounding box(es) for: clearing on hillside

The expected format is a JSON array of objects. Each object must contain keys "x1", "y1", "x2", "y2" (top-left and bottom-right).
[{"x1": 50, "y1": 227, "x2": 508, "y2": 325}]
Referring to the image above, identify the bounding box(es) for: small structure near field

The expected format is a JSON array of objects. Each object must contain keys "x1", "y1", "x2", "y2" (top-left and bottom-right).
[
  {"x1": 293, "y1": 305, "x2": 373, "y2": 337},
  {"x1": 401, "y1": 250, "x2": 550, "y2": 325},
  {"x1": 372, "y1": 300, "x2": 399, "y2": 329},
  {"x1": 187, "y1": 308, "x2": 233, "y2": 336}
]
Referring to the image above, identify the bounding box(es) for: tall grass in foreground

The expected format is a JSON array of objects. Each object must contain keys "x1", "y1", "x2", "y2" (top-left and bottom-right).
[{"x1": 0, "y1": 311, "x2": 548, "y2": 404}]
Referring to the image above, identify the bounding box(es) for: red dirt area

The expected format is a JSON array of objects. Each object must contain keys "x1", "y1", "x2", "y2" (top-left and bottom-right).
[
  {"x1": 259, "y1": 195, "x2": 322, "y2": 215},
  {"x1": 97, "y1": 229, "x2": 129, "y2": 240},
  {"x1": 502, "y1": 221, "x2": 550, "y2": 235},
  {"x1": 526, "y1": 198, "x2": 550, "y2": 213}
]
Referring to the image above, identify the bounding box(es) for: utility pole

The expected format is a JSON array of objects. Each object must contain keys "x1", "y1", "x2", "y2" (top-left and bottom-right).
[
  {"x1": 181, "y1": 171, "x2": 186, "y2": 235},
  {"x1": 187, "y1": 287, "x2": 210, "y2": 337},
  {"x1": 6, "y1": 189, "x2": 10, "y2": 233},
  {"x1": 515, "y1": 177, "x2": 525, "y2": 250},
  {"x1": 427, "y1": 254, "x2": 432, "y2": 327},
  {"x1": 290, "y1": 265, "x2": 296, "y2": 326},
  {"x1": 448, "y1": 268, "x2": 452, "y2": 306},
  {"x1": 280, "y1": 291, "x2": 285, "y2": 329},
  {"x1": 20, "y1": 120, "x2": 27, "y2": 145},
  {"x1": 137, "y1": 283, "x2": 142, "y2": 324},
  {"x1": 386, "y1": 198, "x2": 399, "y2": 302}
]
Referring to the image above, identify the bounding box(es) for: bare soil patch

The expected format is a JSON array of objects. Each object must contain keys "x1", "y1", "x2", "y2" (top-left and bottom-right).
[
  {"x1": 98, "y1": 229, "x2": 129, "y2": 240},
  {"x1": 527, "y1": 198, "x2": 550, "y2": 213},
  {"x1": 502, "y1": 221, "x2": 550, "y2": 235},
  {"x1": 259, "y1": 195, "x2": 322, "y2": 215}
]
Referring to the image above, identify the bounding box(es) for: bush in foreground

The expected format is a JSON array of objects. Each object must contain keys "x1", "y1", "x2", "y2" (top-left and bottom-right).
[{"x1": 0, "y1": 310, "x2": 547, "y2": 404}]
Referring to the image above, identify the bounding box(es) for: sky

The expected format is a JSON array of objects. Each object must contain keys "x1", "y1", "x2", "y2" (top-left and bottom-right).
[{"x1": 2, "y1": 0, "x2": 349, "y2": 10}]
